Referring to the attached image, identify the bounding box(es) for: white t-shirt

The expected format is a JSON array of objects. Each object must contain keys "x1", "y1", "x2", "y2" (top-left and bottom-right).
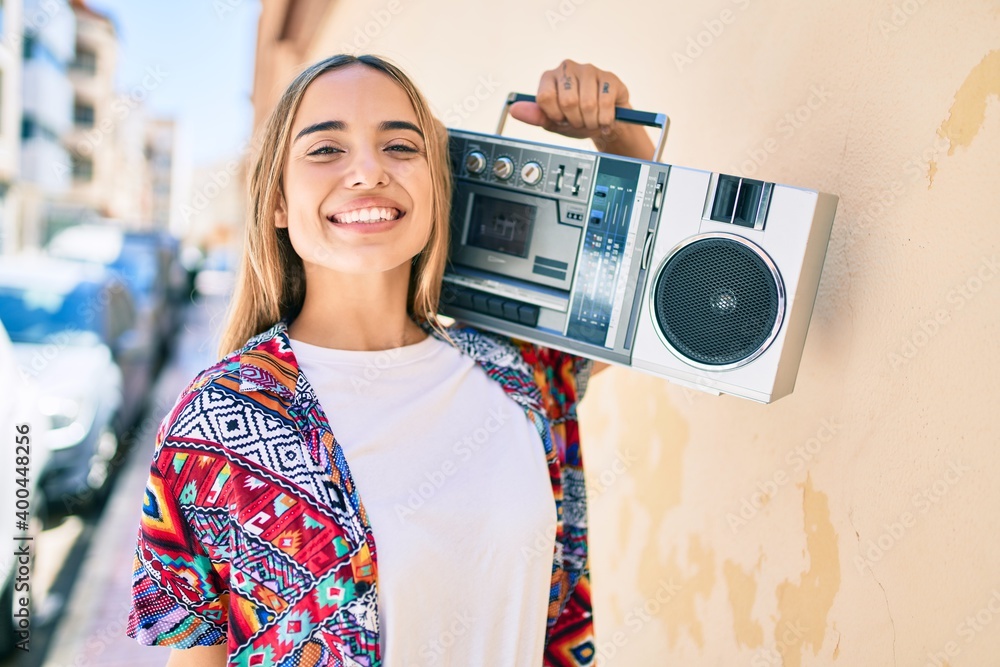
[{"x1": 288, "y1": 332, "x2": 557, "y2": 666}]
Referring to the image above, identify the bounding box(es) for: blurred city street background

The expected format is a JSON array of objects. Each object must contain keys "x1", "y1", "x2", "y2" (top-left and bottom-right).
[
  {"x1": 3, "y1": 293, "x2": 228, "y2": 667},
  {"x1": 0, "y1": 0, "x2": 258, "y2": 664}
]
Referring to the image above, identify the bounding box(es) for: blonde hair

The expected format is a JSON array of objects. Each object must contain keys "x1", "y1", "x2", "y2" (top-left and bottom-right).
[{"x1": 218, "y1": 54, "x2": 453, "y2": 357}]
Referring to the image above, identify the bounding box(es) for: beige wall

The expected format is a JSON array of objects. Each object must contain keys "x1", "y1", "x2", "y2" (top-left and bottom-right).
[{"x1": 258, "y1": 1, "x2": 1000, "y2": 664}]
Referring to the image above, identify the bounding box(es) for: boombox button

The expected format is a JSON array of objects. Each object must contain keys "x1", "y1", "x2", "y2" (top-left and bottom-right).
[
  {"x1": 455, "y1": 291, "x2": 474, "y2": 310},
  {"x1": 472, "y1": 293, "x2": 490, "y2": 312},
  {"x1": 502, "y1": 302, "x2": 520, "y2": 320},
  {"x1": 517, "y1": 304, "x2": 540, "y2": 327},
  {"x1": 486, "y1": 296, "x2": 505, "y2": 318}
]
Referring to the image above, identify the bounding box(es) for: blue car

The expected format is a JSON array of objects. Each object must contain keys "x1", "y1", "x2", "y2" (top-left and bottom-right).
[
  {"x1": 0, "y1": 256, "x2": 143, "y2": 517},
  {"x1": 47, "y1": 223, "x2": 181, "y2": 365}
]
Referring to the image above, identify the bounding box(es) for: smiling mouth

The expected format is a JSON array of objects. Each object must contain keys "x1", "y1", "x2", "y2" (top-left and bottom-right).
[{"x1": 329, "y1": 207, "x2": 404, "y2": 224}]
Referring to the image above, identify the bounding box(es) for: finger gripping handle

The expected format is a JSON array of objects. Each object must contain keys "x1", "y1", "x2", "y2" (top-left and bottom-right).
[{"x1": 495, "y1": 92, "x2": 670, "y2": 162}]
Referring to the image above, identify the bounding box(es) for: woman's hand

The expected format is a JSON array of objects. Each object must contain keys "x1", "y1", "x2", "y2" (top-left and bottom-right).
[
  {"x1": 510, "y1": 59, "x2": 654, "y2": 380},
  {"x1": 508, "y1": 59, "x2": 655, "y2": 161}
]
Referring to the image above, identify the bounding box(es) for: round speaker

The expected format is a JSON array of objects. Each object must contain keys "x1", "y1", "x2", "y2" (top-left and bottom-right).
[{"x1": 650, "y1": 233, "x2": 784, "y2": 370}]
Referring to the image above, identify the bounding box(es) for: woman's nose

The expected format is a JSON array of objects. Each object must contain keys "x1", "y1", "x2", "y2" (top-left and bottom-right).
[{"x1": 344, "y1": 146, "x2": 390, "y2": 188}]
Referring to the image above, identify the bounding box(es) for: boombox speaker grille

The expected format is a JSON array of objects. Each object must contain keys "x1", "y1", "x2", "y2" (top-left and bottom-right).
[{"x1": 652, "y1": 234, "x2": 783, "y2": 368}]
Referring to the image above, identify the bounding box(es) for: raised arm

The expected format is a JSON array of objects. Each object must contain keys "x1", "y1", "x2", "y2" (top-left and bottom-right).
[
  {"x1": 508, "y1": 58, "x2": 655, "y2": 161},
  {"x1": 509, "y1": 59, "x2": 656, "y2": 377}
]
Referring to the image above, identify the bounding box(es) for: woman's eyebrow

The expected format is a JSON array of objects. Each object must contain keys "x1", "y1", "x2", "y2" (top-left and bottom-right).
[
  {"x1": 295, "y1": 120, "x2": 344, "y2": 141},
  {"x1": 378, "y1": 120, "x2": 424, "y2": 138},
  {"x1": 294, "y1": 119, "x2": 424, "y2": 142}
]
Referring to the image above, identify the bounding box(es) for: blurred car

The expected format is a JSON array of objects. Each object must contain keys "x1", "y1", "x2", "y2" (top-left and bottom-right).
[
  {"x1": 0, "y1": 319, "x2": 51, "y2": 655},
  {"x1": 153, "y1": 230, "x2": 193, "y2": 354},
  {"x1": 47, "y1": 223, "x2": 182, "y2": 365},
  {"x1": 180, "y1": 244, "x2": 206, "y2": 299},
  {"x1": 195, "y1": 246, "x2": 237, "y2": 297},
  {"x1": 0, "y1": 256, "x2": 136, "y2": 518}
]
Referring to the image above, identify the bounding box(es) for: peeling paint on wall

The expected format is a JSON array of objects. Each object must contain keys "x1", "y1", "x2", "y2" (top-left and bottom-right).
[
  {"x1": 723, "y1": 558, "x2": 764, "y2": 649},
  {"x1": 640, "y1": 534, "x2": 715, "y2": 650},
  {"x1": 578, "y1": 369, "x2": 691, "y2": 651},
  {"x1": 767, "y1": 475, "x2": 841, "y2": 667},
  {"x1": 929, "y1": 49, "x2": 1000, "y2": 185}
]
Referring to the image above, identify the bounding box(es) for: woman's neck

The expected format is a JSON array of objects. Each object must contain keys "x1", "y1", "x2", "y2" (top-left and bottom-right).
[{"x1": 287, "y1": 263, "x2": 428, "y2": 351}]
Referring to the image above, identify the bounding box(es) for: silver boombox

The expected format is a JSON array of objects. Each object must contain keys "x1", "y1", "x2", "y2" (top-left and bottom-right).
[{"x1": 440, "y1": 93, "x2": 838, "y2": 403}]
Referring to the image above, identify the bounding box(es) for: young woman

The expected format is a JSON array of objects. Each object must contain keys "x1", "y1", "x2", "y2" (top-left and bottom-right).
[{"x1": 126, "y1": 54, "x2": 653, "y2": 667}]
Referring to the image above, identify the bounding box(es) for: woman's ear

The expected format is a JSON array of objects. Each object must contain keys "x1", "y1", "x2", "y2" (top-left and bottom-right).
[{"x1": 275, "y1": 191, "x2": 288, "y2": 229}]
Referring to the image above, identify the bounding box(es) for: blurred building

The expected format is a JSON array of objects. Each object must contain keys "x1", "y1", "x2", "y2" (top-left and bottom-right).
[
  {"x1": 61, "y1": 0, "x2": 176, "y2": 234},
  {"x1": 182, "y1": 153, "x2": 246, "y2": 258},
  {"x1": 19, "y1": 0, "x2": 75, "y2": 248},
  {"x1": 251, "y1": 0, "x2": 330, "y2": 130},
  {"x1": 2, "y1": 0, "x2": 180, "y2": 250},
  {"x1": 62, "y1": 0, "x2": 116, "y2": 221},
  {"x1": 104, "y1": 93, "x2": 151, "y2": 226},
  {"x1": 145, "y1": 117, "x2": 175, "y2": 230},
  {"x1": 0, "y1": 0, "x2": 24, "y2": 255}
]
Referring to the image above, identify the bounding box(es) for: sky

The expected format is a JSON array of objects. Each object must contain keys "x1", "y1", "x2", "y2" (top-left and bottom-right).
[{"x1": 86, "y1": 0, "x2": 260, "y2": 168}]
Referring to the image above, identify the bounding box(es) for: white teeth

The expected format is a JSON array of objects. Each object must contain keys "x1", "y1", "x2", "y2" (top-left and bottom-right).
[{"x1": 332, "y1": 207, "x2": 401, "y2": 224}]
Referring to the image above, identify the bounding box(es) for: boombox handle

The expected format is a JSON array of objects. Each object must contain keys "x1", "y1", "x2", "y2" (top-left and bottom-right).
[{"x1": 494, "y1": 92, "x2": 669, "y2": 163}]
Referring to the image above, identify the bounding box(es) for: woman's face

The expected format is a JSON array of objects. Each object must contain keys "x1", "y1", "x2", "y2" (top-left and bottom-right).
[{"x1": 276, "y1": 64, "x2": 433, "y2": 279}]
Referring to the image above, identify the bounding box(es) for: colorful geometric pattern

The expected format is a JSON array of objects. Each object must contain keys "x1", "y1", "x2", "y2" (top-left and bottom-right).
[{"x1": 127, "y1": 317, "x2": 595, "y2": 666}]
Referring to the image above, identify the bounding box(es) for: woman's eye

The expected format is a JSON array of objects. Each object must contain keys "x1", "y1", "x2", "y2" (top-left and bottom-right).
[
  {"x1": 308, "y1": 145, "x2": 339, "y2": 156},
  {"x1": 387, "y1": 144, "x2": 418, "y2": 153}
]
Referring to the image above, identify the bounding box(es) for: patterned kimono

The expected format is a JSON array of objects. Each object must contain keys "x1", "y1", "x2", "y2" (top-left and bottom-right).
[{"x1": 126, "y1": 318, "x2": 595, "y2": 666}]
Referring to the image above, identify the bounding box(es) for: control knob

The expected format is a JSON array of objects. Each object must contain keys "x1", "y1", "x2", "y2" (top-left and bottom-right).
[
  {"x1": 520, "y1": 161, "x2": 543, "y2": 185},
  {"x1": 492, "y1": 156, "x2": 514, "y2": 180},
  {"x1": 465, "y1": 151, "x2": 487, "y2": 175}
]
